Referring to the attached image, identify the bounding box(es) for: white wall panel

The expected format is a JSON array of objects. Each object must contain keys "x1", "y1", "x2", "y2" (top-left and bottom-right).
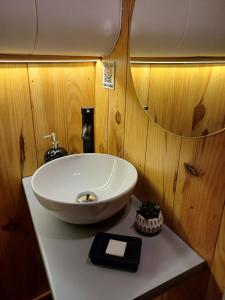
[
  {"x1": 0, "y1": 0, "x2": 36, "y2": 54},
  {"x1": 130, "y1": 0, "x2": 225, "y2": 57},
  {"x1": 33, "y1": 0, "x2": 122, "y2": 56}
]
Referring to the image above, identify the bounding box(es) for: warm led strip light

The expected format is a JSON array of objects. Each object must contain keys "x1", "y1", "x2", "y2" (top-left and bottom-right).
[
  {"x1": 131, "y1": 59, "x2": 225, "y2": 65},
  {"x1": 0, "y1": 59, "x2": 98, "y2": 63}
]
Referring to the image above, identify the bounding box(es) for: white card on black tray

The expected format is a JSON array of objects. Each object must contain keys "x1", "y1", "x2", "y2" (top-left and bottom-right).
[{"x1": 105, "y1": 239, "x2": 127, "y2": 257}]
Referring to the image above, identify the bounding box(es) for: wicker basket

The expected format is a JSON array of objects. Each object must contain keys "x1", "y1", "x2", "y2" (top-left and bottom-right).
[{"x1": 135, "y1": 211, "x2": 163, "y2": 235}]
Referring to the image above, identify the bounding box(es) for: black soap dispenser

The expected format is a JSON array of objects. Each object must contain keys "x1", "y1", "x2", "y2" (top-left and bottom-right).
[{"x1": 43, "y1": 133, "x2": 68, "y2": 163}]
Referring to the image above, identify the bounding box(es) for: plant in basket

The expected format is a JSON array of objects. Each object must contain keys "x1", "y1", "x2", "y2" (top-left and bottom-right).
[{"x1": 135, "y1": 201, "x2": 163, "y2": 235}]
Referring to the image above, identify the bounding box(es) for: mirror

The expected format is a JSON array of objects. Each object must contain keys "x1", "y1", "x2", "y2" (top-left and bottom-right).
[{"x1": 130, "y1": 0, "x2": 225, "y2": 137}]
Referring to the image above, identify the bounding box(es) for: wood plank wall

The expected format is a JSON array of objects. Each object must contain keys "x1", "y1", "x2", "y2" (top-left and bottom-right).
[
  {"x1": 28, "y1": 63, "x2": 95, "y2": 165},
  {"x1": 0, "y1": 63, "x2": 95, "y2": 299},
  {"x1": 95, "y1": 0, "x2": 225, "y2": 299},
  {"x1": 0, "y1": 0, "x2": 225, "y2": 299}
]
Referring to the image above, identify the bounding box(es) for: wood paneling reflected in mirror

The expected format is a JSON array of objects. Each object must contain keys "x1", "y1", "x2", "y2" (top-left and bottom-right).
[
  {"x1": 129, "y1": 0, "x2": 225, "y2": 137},
  {"x1": 130, "y1": 63, "x2": 225, "y2": 137}
]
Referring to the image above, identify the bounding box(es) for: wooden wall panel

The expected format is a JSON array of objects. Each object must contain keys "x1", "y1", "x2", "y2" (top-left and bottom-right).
[
  {"x1": 206, "y1": 200, "x2": 225, "y2": 297},
  {"x1": 123, "y1": 68, "x2": 149, "y2": 197},
  {"x1": 106, "y1": 0, "x2": 129, "y2": 157},
  {"x1": 124, "y1": 66, "x2": 213, "y2": 300},
  {"x1": 143, "y1": 121, "x2": 182, "y2": 227},
  {"x1": 0, "y1": 62, "x2": 96, "y2": 299},
  {"x1": 95, "y1": 0, "x2": 132, "y2": 158},
  {"x1": 172, "y1": 134, "x2": 225, "y2": 264},
  {"x1": 63, "y1": 63, "x2": 95, "y2": 154},
  {"x1": 0, "y1": 65, "x2": 37, "y2": 177},
  {"x1": 28, "y1": 63, "x2": 95, "y2": 166},
  {"x1": 0, "y1": 65, "x2": 48, "y2": 299},
  {"x1": 95, "y1": 60, "x2": 109, "y2": 153}
]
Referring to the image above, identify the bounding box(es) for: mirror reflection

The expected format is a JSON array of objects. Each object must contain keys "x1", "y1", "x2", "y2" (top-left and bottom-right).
[
  {"x1": 130, "y1": 63, "x2": 225, "y2": 137},
  {"x1": 130, "y1": 0, "x2": 225, "y2": 137}
]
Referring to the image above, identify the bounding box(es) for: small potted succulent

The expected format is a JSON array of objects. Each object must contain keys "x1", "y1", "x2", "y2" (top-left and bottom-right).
[{"x1": 135, "y1": 201, "x2": 163, "y2": 235}]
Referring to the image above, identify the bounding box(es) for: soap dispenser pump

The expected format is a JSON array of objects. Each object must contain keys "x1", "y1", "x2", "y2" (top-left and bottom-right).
[{"x1": 43, "y1": 132, "x2": 68, "y2": 163}]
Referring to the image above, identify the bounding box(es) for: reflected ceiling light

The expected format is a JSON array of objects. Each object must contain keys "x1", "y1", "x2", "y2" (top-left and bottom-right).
[{"x1": 130, "y1": 58, "x2": 225, "y2": 65}]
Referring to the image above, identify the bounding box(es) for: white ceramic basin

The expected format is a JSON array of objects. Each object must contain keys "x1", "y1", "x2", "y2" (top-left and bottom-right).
[{"x1": 31, "y1": 153, "x2": 138, "y2": 224}]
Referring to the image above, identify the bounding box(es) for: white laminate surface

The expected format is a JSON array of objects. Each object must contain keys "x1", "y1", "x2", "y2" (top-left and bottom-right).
[
  {"x1": 130, "y1": 0, "x2": 225, "y2": 57},
  {"x1": 23, "y1": 177, "x2": 205, "y2": 300},
  {"x1": 34, "y1": 0, "x2": 121, "y2": 56}
]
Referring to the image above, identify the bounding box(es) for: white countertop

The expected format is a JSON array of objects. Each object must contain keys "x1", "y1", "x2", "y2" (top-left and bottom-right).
[{"x1": 23, "y1": 177, "x2": 205, "y2": 300}]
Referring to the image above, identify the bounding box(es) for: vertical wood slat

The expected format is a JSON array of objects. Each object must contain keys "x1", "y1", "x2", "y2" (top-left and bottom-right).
[
  {"x1": 28, "y1": 63, "x2": 95, "y2": 165},
  {"x1": 143, "y1": 121, "x2": 182, "y2": 226},
  {"x1": 172, "y1": 133, "x2": 225, "y2": 265},
  {"x1": 64, "y1": 63, "x2": 95, "y2": 154},
  {"x1": 0, "y1": 65, "x2": 48, "y2": 300},
  {"x1": 28, "y1": 64, "x2": 68, "y2": 166},
  {"x1": 205, "y1": 199, "x2": 225, "y2": 298},
  {"x1": 123, "y1": 0, "x2": 148, "y2": 196},
  {"x1": 94, "y1": 60, "x2": 109, "y2": 153},
  {"x1": 95, "y1": 0, "x2": 130, "y2": 157},
  {"x1": 106, "y1": 0, "x2": 129, "y2": 157},
  {"x1": 123, "y1": 67, "x2": 149, "y2": 197},
  {"x1": 0, "y1": 65, "x2": 37, "y2": 178}
]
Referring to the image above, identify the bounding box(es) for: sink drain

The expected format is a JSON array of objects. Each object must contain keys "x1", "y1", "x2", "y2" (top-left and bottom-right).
[{"x1": 76, "y1": 192, "x2": 98, "y2": 203}]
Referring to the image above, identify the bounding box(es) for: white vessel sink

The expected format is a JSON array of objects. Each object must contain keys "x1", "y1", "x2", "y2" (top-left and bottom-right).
[{"x1": 31, "y1": 153, "x2": 138, "y2": 224}]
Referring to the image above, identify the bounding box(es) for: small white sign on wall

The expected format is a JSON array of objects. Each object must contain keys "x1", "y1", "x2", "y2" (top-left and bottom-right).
[{"x1": 102, "y1": 61, "x2": 115, "y2": 89}]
